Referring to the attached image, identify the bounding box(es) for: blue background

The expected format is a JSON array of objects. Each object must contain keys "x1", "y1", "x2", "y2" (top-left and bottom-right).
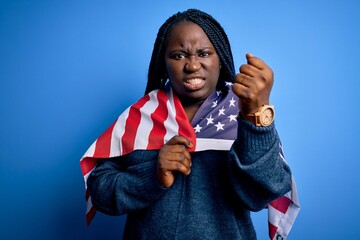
[{"x1": 1, "y1": 0, "x2": 360, "y2": 239}]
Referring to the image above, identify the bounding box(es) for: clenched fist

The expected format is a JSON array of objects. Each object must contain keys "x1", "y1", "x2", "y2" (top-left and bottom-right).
[
  {"x1": 232, "y1": 53, "x2": 274, "y2": 115},
  {"x1": 157, "y1": 135, "x2": 193, "y2": 188}
]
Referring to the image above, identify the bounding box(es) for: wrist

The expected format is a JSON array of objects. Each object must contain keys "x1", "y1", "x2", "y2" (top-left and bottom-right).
[{"x1": 240, "y1": 105, "x2": 275, "y2": 127}]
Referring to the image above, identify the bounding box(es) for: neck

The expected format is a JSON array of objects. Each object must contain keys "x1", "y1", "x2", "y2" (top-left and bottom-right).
[{"x1": 182, "y1": 99, "x2": 204, "y2": 122}]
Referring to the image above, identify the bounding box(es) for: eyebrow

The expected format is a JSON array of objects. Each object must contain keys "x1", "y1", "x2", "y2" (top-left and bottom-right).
[{"x1": 167, "y1": 46, "x2": 215, "y2": 54}]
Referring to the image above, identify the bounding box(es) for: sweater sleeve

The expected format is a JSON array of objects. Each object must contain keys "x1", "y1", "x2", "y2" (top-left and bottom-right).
[
  {"x1": 227, "y1": 119, "x2": 292, "y2": 212},
  {"x1": 87, "y1": 150, "x2": 168, "y2": 216}
]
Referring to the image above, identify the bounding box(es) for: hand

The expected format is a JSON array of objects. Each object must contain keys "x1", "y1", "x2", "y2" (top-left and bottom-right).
[
  {"x1": 157, "y1": 135, "x2": 193, "y2": 188},
  {"x1": 232, "y1": 53, "x2": 274, "y2": 115}
]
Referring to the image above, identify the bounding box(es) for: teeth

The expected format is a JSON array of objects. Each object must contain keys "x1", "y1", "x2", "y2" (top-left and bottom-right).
[{"x1": 187, "y1": 78, "x2": 202, "y2": 85}]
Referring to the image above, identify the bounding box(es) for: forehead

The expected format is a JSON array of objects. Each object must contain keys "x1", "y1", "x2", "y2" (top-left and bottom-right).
[{"x1": 166, "y1": 21, "x2": 212, "y2": 47}]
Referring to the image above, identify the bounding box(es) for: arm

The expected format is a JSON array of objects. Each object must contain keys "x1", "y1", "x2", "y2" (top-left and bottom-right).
[
  {"x1": 228, "y1": 53, "x2": 292, "y2": 210},
  {"x1": 87, "y1": 150, "x2": 168, "y2": 216},
  {"x1": 228, "y1": 119, "x2": 292, "y2": 211}
]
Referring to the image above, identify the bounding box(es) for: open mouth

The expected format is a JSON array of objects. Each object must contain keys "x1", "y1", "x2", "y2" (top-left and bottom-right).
[{"x1": 184, "y1": 78, "x2": 205, "y2": 91}]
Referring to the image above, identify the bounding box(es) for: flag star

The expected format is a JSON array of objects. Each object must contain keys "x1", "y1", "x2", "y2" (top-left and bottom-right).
[
  {"x1": 215, "y1": 121, "x2": 225, "y2": 131},
  {"x1": 228, "y1": 114, "x2": 238, "y2": 122},
  {"x1": 229, "y1": 97, "x2": 236, "y2": 107},
  {"x1": 225, "y1": 81, "x2": 233, "y2": 86},
  {"x1": 218, "y1": 106, "x2": 225, "y2": 116},
  {"x1": 206, "y1": 115, "x2": 214, "y2": 125},
  {"x1": 212, "y1": 100, "x2": 218, "y2": 108},
  {"x1": 194, "y1": 124, "x2": 202, "y2": 133},
  {"x1": 216, "y1": 90, "x2": 222, "y2": 96}
]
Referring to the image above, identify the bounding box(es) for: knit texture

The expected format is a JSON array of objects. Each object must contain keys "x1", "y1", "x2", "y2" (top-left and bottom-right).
[{"x1": 87, "y1": 120, "x2": 292, "y2": 239}]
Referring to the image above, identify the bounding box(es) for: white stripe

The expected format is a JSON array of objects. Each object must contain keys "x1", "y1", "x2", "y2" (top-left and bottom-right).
[
  {"x1": 290, "y1": 176, "x2": 300, "y2": 206},
  {"x1": 110, "y1": 107, "x2": 130, "y2": 157},
  {"x1": 268, "y1": 204, "x2": 285, "y2": 240},
  {"x1": 163, "y1": 89, "x2": 179, "y2": 143},
  {"x1": 81, "y1": 139, "x2": 96, "y2": 159},
  {"x1": 195, "y1": 138, "x2": 234, "y2": 151},
  {"x1": 133, "y1": 91, "x2": 158, "y2": 150},
  {"x1": 268, "y1": 179, "x2": 300, "y2": 239},
  {"x1": 86, "y1": 197, "x2": 94, "y2": 214},
  {"x1": 81, "y1": 140, "x2": 97, "y2": 188},
  {"x1": 83, "y1": 168, "x2": 94, "y2": 188},
  {"x1": 268, "y1": 202, "x2": 300, "y2": 239},
  {"x1": 268, "y1": 204, "x2": 284, "y2": 226}
]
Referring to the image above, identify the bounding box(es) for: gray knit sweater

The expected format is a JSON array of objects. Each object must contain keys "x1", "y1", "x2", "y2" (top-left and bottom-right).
[{"x1": 87, "y1": 120, "x2": 292, "y2": 239}]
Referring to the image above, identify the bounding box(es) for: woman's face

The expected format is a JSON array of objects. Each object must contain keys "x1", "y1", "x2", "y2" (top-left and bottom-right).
[{"x1": 164, "y1": 21, "x2": 221, "y2": 106}]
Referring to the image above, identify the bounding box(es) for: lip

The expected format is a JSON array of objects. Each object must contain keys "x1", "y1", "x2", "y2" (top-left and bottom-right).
[{"x1": 183, "y1": 77, "x2": 206, "y2": 91}]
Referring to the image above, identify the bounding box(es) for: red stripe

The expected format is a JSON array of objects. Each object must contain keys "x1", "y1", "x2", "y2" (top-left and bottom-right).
[
  {"x1": 269, "y1": 196, "x2": 292, "y2": 214},
  {"x1": 86, "y1": 206, "x2": 97, "y2": 226},
  {"x1": 94, "y1": 121, "x2": 117, "y2": 157},
  {"x1": 80, "y1": 120, "x2": 118, "y2": 176},
  {"x1": 173, "y1": 94, "x2": 196, "y2": 151},
  {"x1": 147, "y1": 91, "x2": 168, "y2": 149},
  {"x1": 121, "y1": 95, "x2": 150, "y2": 155},
  {"x1": 268, "y1": 221, "x2": 278, "y2": 239},
  {"x1": 80, "y1": 157, "x2": 97, "y2": 176}
]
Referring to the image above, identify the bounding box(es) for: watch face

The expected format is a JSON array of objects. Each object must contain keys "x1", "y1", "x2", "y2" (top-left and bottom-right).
[{"x1": 260, "y1": 107, "x2": 274, "y2": 126}]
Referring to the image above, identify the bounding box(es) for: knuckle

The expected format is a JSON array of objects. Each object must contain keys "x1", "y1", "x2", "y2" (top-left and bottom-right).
[
  {"x1": 246, "y1": 91, "x2": 257, "y2": 102},
  {"x1": 180, "y1": 145, "x2": 187, "y2": 152},
  {"x1": 239, "y1": 64, "x2": 247, "y2": 72},
  {"x1": 179, "y1": 153, "x2": 186, "y2": 161},
  {"x1": 176, "y1": 162, "x2": 183, "y2": 171}
]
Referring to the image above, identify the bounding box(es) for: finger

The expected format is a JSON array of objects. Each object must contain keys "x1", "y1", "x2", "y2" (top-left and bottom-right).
[
  {"x1": 232, "y1": 82, "x2": 257, "y2": 102},
  {"x1": 163, "y1": 147, "x2": 192, "y2": 167},
  {"x1": 172, "y1": 161, "x2": 191, "y2": 175},
  {"x1": 246, "y1": 52, "x2": 254, "y2": 58},
  {"x1": 166, "y1": 135, "x2": 193, "y2": 149},
  {"x1": 235, "y1": 73, "x2": 256, "y2": 88},
  {"x1": 159, "y1": 144, "x2": 192, "y2": 166},
  {"x1": 245, "y1": 53, "x2": 268, "y2": 70},
  {"x1": 239, "y1": 64, "x2": 258, "y2": 78},
  {"x1": 232, "y1": 82, "x2": 248, "y2": 97},
  {"x1": 158, "y1": 158, "x2": 191, "y2": 175}
]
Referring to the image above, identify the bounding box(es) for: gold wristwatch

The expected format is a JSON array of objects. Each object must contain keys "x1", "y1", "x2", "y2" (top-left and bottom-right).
[{"x1": 241, "y1": 105, "x2": 275, "y2": 127}]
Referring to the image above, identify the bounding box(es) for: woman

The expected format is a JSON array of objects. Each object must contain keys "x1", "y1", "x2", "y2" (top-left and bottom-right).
[{"x1": 81, "y1": 9, "x2": 296, "y2": 240}]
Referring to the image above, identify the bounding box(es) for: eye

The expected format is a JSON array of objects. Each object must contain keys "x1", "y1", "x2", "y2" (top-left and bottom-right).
[
  {"x1": 199, "y1": 51, "x2": 211, "y2": 57},
  {"x1": 171, "y1": 53, "x2": 186, "y2": 60}
]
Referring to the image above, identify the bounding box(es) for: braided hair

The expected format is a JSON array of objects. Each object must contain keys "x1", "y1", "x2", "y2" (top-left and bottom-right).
[{"x1": 145, "y1": 9, "x2": 235, "y2": 94}]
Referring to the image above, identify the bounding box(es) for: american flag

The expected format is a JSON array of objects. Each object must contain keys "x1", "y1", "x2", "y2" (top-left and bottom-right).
[{"x1": 80, "y1": 82, "x2": 299, "y2": 239}]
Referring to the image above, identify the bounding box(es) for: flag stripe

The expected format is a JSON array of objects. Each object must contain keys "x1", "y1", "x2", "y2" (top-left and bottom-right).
[
  {"x1": 94, "y1": 121, "x2": 116, "y2": 158},
  {"x1": 195, "y1": 138, "x2": 234, "y2": 151},
  {"x1": 268, "y1": 221, "x2": 278, "y2": 239},
  {"x1": 86, "y1": 201, "x2": 97, "y2": 225},
  {"x1": 121, "y1": 95, "x2": 150, "y2": 155},
  {"x1": 80, "y1": 157, "x2": 96, "y2": 179},
  {"x1": 110, "y1": 109, "x2": 130, "y2": 157},
  {"x1": 173, "y1": 92, "x2": 196, "y2": 149},
  {"x1": 134, "y1": 92, "x2": 158, "y2": 150},
  {"x1": 163, "y1": 89, "x2": 180, "y2": 143},
  {"x1": 269, "y1": 196, "x2": 292, "y2": 214},
  {"x1": 80, "y1": 141, "x2": 97, "y2": 179},
  {"x1": 147, "y1": 90, "x2": 168, "y2": 149}
]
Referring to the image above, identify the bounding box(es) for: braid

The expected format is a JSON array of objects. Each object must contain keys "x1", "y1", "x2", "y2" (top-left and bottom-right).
[{"x1": 145, "y1": 9, "x2": 235, "y2": 94}]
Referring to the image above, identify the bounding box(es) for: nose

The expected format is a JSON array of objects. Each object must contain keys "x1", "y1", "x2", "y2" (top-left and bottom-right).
[{"x1": 184, "y1": 56, "x2": 201, "y2": 72}]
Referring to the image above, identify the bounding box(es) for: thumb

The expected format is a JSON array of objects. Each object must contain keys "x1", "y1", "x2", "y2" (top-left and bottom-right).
[
  {"x1": 167, "y1": 135, "x2": 194, "y2": 149},
  {"x1": 246, "y1": 52, "x2": 254, "y2": 60}
]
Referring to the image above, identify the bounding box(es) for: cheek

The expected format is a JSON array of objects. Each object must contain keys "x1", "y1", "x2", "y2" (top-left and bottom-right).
[
  {"x1": 209, "y1": 60, "x2": 221, "y2": 77},
  {"x1": 166, "y1": 62, "x2": 182, "y2": 80}
]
